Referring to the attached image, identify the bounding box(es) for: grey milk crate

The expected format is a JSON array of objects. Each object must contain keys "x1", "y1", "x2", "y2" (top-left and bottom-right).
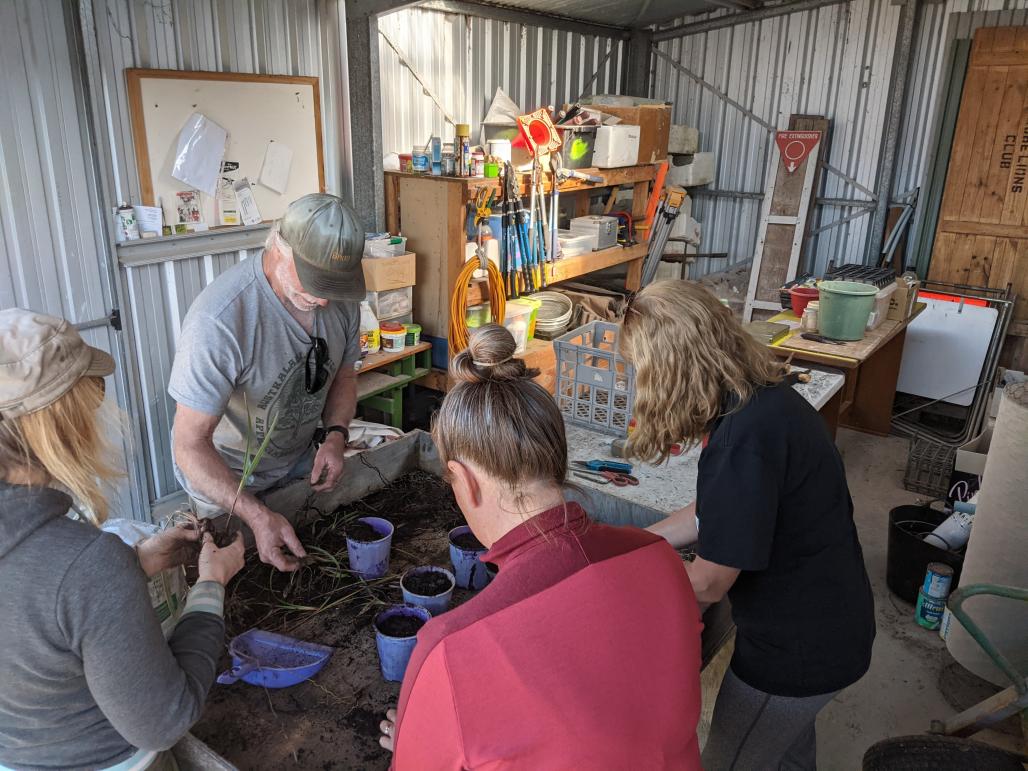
[
  {"x1": 903, "y1": 437, "x2": 956, "y2": 498},
  {"x1": 554, "y1": 320, "x2": 635, "y2": 436}
]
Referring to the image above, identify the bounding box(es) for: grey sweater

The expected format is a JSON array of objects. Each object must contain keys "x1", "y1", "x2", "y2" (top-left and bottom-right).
[{"x1": 0, "y1": 481, "x2": 225, "y2": 770}]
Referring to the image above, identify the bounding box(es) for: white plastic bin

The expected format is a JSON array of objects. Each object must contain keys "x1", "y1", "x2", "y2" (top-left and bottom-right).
[{"x1": 366, "y1": 286, "x2": 413, "y2": 320}]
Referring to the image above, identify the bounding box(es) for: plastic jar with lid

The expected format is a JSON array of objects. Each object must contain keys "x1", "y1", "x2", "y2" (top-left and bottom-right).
[{"x1": 380, "y1": 322, "x2": 406, "y2": 353}]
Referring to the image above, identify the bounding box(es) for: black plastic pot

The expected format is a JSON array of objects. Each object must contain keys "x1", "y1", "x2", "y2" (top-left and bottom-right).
[{"x1": 886, "y1": 505, "x2": 964, "y2": 604}]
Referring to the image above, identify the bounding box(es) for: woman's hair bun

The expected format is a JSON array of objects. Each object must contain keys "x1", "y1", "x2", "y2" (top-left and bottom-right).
[{"x1": 450, "y1": 323, "x2": 537, "y2": 383}]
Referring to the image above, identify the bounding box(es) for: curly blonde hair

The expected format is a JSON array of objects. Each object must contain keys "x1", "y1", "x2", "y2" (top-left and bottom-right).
[
  {"x1": 619, "y1": 280, "x2": 787, "y2": 463},
  {"x1": 0, "y1": 377, "x2": 121, "y2": 524}
]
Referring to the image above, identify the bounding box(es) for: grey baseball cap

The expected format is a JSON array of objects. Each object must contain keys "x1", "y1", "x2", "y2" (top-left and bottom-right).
[
  {"x1": 0, "y1": 309, "x2": 115, "y2": 420},
  {"x1": 279, "y1": 194, "x2": 366, "y2": 302}
]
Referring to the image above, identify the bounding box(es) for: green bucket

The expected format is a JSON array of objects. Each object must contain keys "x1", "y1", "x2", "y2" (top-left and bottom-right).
[{"x1": 817, "y1": 280, "x2": 879, "y2": 341}]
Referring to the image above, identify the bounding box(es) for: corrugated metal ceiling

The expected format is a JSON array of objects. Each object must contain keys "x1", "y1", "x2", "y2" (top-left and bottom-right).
[{"x1": 442, "y1": 0, "x2": 718, "y2": 29}]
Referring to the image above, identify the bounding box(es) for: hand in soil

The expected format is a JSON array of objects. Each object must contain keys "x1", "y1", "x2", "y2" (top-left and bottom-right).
[
  {"x1": 251, "y1": 508, "x2": 307, "y2": 571},
  {"x1": 136, "y1": 523, "x2": 202, "y2": 577},
  {"x1": 379, "y1": 707, "x2": 397, "y2": 753},
  {"x1": 311, "y1": 432, "x2": 347, "y2": 492},
  {"x1": 198, "y1": 532, "x2": 246, "y2": 585}
]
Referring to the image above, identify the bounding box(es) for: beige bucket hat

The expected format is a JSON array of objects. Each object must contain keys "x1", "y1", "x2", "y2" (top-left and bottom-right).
[{"x1": 0, "y1": 309, "x2": 115, "y2": 420}]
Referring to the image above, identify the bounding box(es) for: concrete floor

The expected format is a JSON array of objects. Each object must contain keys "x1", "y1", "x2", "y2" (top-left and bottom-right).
[{"x1": 812, "y1": 428, "x2": 1021, "y2": 769}]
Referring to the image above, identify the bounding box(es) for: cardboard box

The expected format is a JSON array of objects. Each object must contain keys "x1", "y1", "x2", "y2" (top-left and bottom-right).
[
  {"x1": 362, "y1": 252, "x2": 415, "y2": 292},
  {"x1": 956, "y1": 426, "x2": 993, "y2": 476},
  {"x1": 887, "y1": 277, "x2": 920, "y2": 320},
  {"x1": 594, "y1": 104, "x2": 672, "y2": 164}
]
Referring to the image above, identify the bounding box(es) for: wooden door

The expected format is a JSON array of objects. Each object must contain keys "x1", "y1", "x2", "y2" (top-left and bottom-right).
[{"x1": 930, "y1": 27, "x2": 1028, "y2": 329}]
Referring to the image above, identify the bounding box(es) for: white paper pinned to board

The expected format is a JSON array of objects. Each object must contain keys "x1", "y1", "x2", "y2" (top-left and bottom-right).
[
  {"x1": 259, "y1": 141, "x2": 293, "y2": 193},
  {"x1": 171, "y1": 112, "x2": 227, "y2": 196},
  {"x1": 234, "y1": 178, "x2": 263, "y2": 225}
]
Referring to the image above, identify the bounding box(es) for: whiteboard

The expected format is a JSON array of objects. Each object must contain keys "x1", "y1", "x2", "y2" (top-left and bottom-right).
[
  {"x1": 127, "y1": 70, "x2": 324, "y2": 228},
  {"x1": 896, "y1": 297, "x2": 998, "y2": 407}
]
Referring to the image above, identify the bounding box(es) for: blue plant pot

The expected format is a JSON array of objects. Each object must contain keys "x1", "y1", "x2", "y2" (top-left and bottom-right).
[
  {"x1": 346, "y1": 516, "x2": 394, "y2": 580},
  {"x1": 448, "y1": 525, "x2": 490, "y2": 590},
  {"x1": 400, "y1": 566, "x2": 456, "y2": 615},
  {"x1": 374, "y1": 604, "x2": 431, "y2": 682}
]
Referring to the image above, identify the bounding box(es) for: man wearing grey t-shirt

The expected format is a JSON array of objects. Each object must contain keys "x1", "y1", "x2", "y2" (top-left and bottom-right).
[{"x1": 170, "y1": 194, "x2": 363, "y2": 571}]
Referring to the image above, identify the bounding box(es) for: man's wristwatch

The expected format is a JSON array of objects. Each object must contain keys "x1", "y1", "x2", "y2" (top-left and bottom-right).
[{"x1": 314, "y1": 425, "x2": 349, "y2": 448}]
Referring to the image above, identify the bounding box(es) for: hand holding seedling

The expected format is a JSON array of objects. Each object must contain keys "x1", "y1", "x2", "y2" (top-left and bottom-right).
[
  {"x1": 136, "y1": 523, "x2": 202, "y2": 577},
  {"x1": 378, "y1": 707, "x2": 397, "y2": 752},
  {"x1": 251, "y1": 508, "x2": 307, "y2": 572},
  {"x1": 197, "y1": 531, "x2": 246, "y2": 585},
  {"x1": 310, "y1": 431, "x2": 347, "y2": 492}
]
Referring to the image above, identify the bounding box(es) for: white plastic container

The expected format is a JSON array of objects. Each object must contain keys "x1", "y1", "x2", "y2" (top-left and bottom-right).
[
  {"x1": 366, "y1": 286, "x2": 413, "y2": 320},
  {"x1": 359, "y1": 300, "x2": 380, "y2": 356},
  {"x1": 488, "y1": 139, "x2": 511, "y2": 163},
  {"x1": 380, "y1": 322, "x2": 406, "y2": 353},
  {"x1": 867, "y1": 281, "x2": 897, "y2": 330},
  {"x1": 365, "y1": 235, "x2": 408, "y2": 258},
  {"x1": 557, "y1": 230, "x2": 594, "y2": 258},
  {"x1": 593, "y1": 125, "x2": 641, "y2": 168}
]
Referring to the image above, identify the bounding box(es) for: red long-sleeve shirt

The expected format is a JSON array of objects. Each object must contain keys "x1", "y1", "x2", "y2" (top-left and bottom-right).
[{"x1": 391, "y1": 502, "x2": 703, "y2": 770}]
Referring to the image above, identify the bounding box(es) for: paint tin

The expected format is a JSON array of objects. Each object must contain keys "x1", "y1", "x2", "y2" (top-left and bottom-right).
[
  {"x1": 915, "y1": 588, "x2": 946, "y2": 630},
  {"x1": 411, "y1": 147, "x2": 429, "y2": 174},
  {"x1": 472, "y1": 151, "x2": 485, "y2": 177},
  {"x1": 922, "y1": 562, "x2": 954, "y2": 599}
]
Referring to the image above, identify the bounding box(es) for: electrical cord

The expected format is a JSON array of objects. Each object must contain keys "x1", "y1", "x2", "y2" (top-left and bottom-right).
[{"x1": 448, "y1": 255, "x2": 506, "y2": 354}]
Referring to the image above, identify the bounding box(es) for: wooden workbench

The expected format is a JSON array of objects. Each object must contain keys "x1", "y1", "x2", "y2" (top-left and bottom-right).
[{"x1": 767, "y1": 303, "x2": 926, "y2": 435}]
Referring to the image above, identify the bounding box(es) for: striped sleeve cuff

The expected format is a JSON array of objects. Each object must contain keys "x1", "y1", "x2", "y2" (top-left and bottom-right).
[{"x1": 183, "y1": 581, "x2": 225, "y2": 618}]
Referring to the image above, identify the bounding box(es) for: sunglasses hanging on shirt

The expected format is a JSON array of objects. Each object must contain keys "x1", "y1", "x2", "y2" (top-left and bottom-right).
[{"x1": 305, "y1": 336, "x2": 329, "y2": 394}]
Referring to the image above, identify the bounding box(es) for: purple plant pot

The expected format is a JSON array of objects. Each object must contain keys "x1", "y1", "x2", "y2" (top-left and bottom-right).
[
  {"x1": 374, "y1": 604, "x2": 431, "y2": 682},
  {"x1": 448, "y1": 525, "x2": 490, "y2": 590},
  {"x1": 400, "y1": 566, "x2": 456, "y2": 615},
  {"x1": 346, "y1": 516, "x2": 394, "y2": 580}
]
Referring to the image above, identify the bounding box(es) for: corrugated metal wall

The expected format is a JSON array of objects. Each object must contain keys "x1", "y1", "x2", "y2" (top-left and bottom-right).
[
  {"x1": 653, "y1": 0, "x2": 1028, "y2": 279},
  {"x1": 378, "y1": 7, "x2": 626, "y2": 155},
  {"x1": 653, "y1": 0, "x2": 900, "y2": 278},
  {"x1": 0, "y1": 0, "x2": 143, "y2": 517},
  {"x1": 122, "y1": 250, "x2": 256, "y2": 497},
  {"x1": 80, "y1": 0, "x2": 349, "y2": 502}
]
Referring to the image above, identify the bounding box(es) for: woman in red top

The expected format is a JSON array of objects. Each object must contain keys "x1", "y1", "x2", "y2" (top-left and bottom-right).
[{"x1": 379, "y1": 324, "x2": 703, "y2": 770}]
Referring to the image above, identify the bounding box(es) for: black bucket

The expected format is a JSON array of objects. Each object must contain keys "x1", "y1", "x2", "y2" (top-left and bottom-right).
[{"x1": 886, "y1": 505, "x2": 964, "y2": 603}]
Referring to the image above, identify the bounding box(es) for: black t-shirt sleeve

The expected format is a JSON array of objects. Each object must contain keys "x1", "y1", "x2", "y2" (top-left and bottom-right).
[{"x1": 695, "y1": 441, "x2": 780, "y2": 571}]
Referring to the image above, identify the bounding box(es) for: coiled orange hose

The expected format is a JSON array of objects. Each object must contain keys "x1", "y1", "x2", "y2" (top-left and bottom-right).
[{"x1": 448, "y1": 256, "x2": 506, "y2": 355}]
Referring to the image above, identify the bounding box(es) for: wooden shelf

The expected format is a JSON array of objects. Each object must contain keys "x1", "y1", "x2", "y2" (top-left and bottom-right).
[
  {"x1": 465, "y1": 242, "x2": 649, "y2": 307},
  {"x1": 385, "y1": 164, "x2": 658, "y2": 201},
  {"x1": 358, "y1": 342, "x2": 431, "y2": 374}
]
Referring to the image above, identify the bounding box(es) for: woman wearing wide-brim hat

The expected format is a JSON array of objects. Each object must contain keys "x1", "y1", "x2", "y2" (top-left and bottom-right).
[{"x1": 0, "y1": 309, "x2": 244, "y2": 771}]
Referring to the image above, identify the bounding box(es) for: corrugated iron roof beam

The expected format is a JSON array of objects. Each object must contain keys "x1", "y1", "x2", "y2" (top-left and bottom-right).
[
  {"x1": 652, "y1": 47, "x2": 775, "y2": 132},
  {"x1": 652, "y1": 0, "x2": 851, "y2": 41},
  {"x1": 415, "y1": 1, "x2": 632, "y2": 39}
]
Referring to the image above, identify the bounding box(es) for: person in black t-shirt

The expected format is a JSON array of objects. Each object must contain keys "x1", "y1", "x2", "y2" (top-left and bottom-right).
[{"x1": 619, "y1": 280, "x2": 875, "y2": 771}]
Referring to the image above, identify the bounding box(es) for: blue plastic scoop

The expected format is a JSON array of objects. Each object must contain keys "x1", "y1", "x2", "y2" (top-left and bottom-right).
[{"x1": 217, "y1": 629, "x2": 333, "y2": 688}]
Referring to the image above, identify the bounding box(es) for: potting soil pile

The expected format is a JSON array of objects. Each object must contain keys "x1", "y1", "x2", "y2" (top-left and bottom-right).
[{"x1": 192, "y1": 471, "x2": 472, "y2": 770}]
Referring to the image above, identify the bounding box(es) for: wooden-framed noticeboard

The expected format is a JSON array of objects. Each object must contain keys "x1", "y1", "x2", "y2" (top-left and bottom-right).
[{"x1": 126, "y1": 68, "x2": 325, "y2": 228}]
